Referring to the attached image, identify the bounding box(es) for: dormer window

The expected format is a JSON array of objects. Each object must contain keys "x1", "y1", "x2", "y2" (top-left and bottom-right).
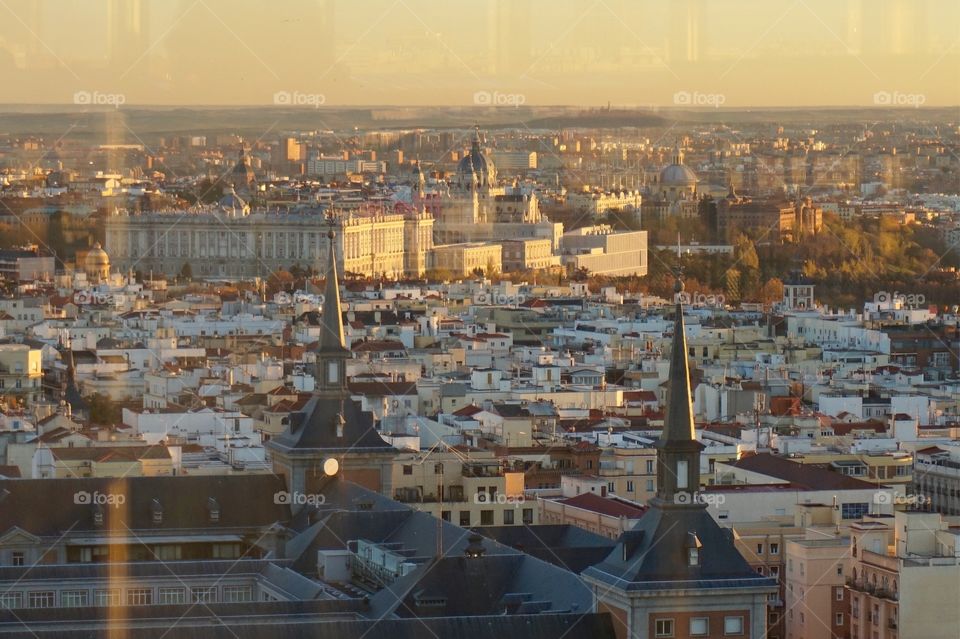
[
  {"x1": 207, "y1": 497, "x2": 220, "y2": 523},
  {"x1": 686, "y1": 532, "x2": 702, "y2": 567}
]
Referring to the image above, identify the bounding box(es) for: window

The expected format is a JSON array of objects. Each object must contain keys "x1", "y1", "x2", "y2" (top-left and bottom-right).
[
  {"x1": 480, "y1": 510, "x2": 494, "y2": 525},
  {"x1": 191, "y1": 587, "x2": 216, "y2": 604},
  {"x1": 688, "y1": 547, "x2": 699, "y2": 566},
  {"x1": 646, "y1": 460, "x2": 655, "y2": 474},
  {"x1": 522, "y1": 508, "x2": 534, "y2": 524},
  {"x1": 769, "y1": 566, "x2": 779, "y2": 577},
  {"x1": 153, "y1": 545, "x2": 182, "y2": 561},
  {"x1": 459, "y1": 511, "x2": 471, "y2": 526},
  {"x1": 770, "y1": 543, "x2": 779, "y2": 555},
  {"x1": 655, "y1": 619, "x2": 674, "y2": 637},
  {"x1": 841, "y1": 503, "x2": 870, "y2": 520},
  {"x1": 757, "y1": 543, "x2": 764, "y2": 554},
  {"x1": 434, "y1": 463, "x2": 444, "y2": 474},
  {"x1": 690, "y1": 617, "x2": 709, "y2": 636},
  {"x1": 94, "y1": 590, "x2": 120, "y2": 607},
  {"x1": 724, "y1": 616, "x2": 744, "y2": 635},
  {"x1": 676, "y1": 461, "x2": 689, "y2": 489},
  {"x1": 626, "y1": 481, "x2": 634, "y2": 493},
  {"x1": 28, "y1": 592, "x2": 55, "y2": 608},
  {"x1": 403, "y1": 465, "x2": 413, "y2": 475},
  {"x1": 441, "y1": 511, "x2": 451, "y2": 522},
  {"x1": 836, "y1": 587, "x2": 844, "y2": 601},
  {"x1": 718, "y1": 510, "x2": 729, "y2": 520},
  {"x1": 836, "y1": 613, "x2": 844, "y2": 626},
  {"x1": 0, "y1": 593, "x2": 22, "y2": 609},
  {"x1": 503, "y1": 509, "x2": 515, "y2": 525},
  {"x1": 126, "y1": 588, "x2": 153, "y2": 606},
  {"x1": 212, "y1": 543, "x2": 240, "y2": 559},
  {"x1": 223, "y1": 586, "x2": 252, "y2": 603},
  {"x1": 61, "y1": 590, "x2": 88, "y2": 607},
  {"x1": 158, "y1": 587, "x2": 186, "y2": 604},
  {"x1": 11, "y1": 552, "x2": 24, "y2": 567}
]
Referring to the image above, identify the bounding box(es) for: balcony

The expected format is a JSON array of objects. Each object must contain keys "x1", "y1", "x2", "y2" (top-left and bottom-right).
[
  {"x1": 393, "y1": 487, "x2": 466, "y2": 503},
  {"x1": 846, "y1": 578, "x2": 899, "y2": 602},
  {"x1": 461, "y1": 464, "x2": 504, "y2": 478}
]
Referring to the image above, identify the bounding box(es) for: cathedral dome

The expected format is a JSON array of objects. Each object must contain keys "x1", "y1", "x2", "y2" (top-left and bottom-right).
[
  {"x1": 659, "y1": 143, "x2": 698, "y2": 188},
  {"x1": 659, "y1": 164, "x2": 698, "y2": 187},
  {"x1": 85, "y1": 242, "x2": 110, "y2": 269},
  {"x1": 456, "y1": 127, "x2": 496, "y2": 187}
]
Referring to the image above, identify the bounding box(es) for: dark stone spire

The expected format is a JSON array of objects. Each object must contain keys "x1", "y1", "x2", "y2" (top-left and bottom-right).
[
  {"x1": 653, "y1": 272, "x2": 704, "y2": 505},
  {"x1": 315, "y1": 230, "x2": 349, "y2": 394},
  {"x1": 318, "y1": 230, "x2": 346, "y2": 355}
]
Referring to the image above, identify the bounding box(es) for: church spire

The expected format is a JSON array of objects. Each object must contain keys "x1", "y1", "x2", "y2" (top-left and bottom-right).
[
  {"x1": 316, "y1": 230, "x2": 349, "y2": 394},
  {"x1": 663, "y1": 276, "x2": 696, "y2": 444},
  {"x1": 653, "y1": 267, "x2": 704, "y2": 505},
  {"x1": 319, "y1": 229, "x2": 346, "y2": 354}
]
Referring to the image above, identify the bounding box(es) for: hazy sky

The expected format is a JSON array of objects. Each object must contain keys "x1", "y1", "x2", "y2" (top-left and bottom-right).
[{"x1": 0, "y1": 0, "x2": 957, "y2": 107}]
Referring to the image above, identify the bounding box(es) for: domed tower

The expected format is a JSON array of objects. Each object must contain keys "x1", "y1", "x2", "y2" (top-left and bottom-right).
[
  {"x1": 230, "y1": 148, "x2": 257, "y2": 193},
  {"x1": 84, "y1": 242, "x2": 110, "y2": 283},
  {"x1": 658, "y1": 142, "x2": 698, "y2": 202},
  {"x1": 456, "y1": 127, "x2": 497, "y2": 189}
]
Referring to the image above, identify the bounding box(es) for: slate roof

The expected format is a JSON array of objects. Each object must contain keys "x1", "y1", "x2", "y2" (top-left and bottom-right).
[
  {"x1": 725, "y1": 453, "x2": 882, "y2": 490},
  {"x1": 0, "y1": 613, "x2": 614, "y2": 639},
  {"x1": 582, "y1": 505, "x2": 776, "y2": 590},
  {"x1": 0, "y1": 475, "x2": 289, "y2": 536},
  {"x1": 268, "y1": 394, "x2": 395, "y2": 452}
]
